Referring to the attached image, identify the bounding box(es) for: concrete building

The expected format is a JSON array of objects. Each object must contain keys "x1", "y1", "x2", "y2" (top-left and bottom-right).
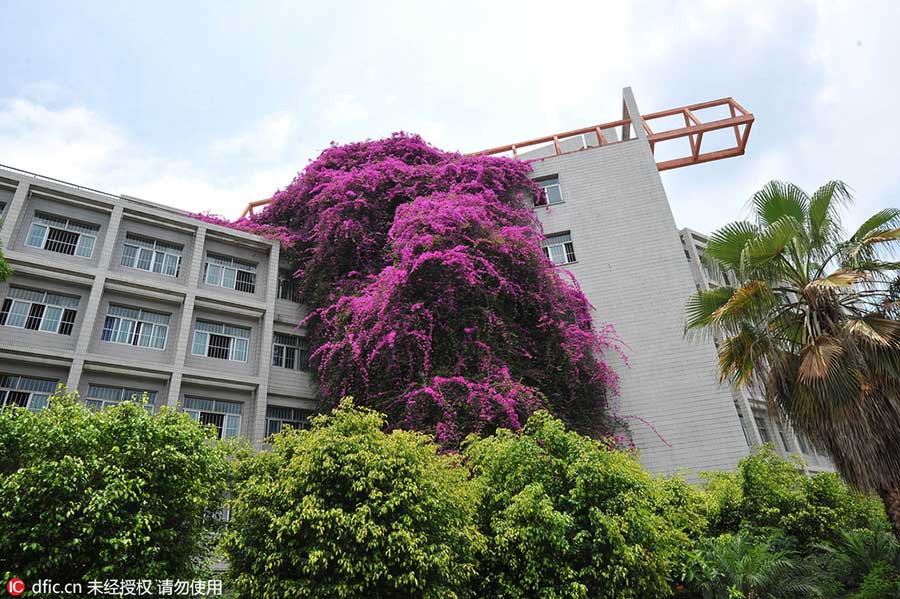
[
  {"x1": 0, "y1": 87, "x2": 817, "y2": 477},
  {"x1": 484, "y1": 89, "x2": 748, "y2": 476},
  {"x1": 0, "y1": 165, "x2": 316, "y2": 444}
]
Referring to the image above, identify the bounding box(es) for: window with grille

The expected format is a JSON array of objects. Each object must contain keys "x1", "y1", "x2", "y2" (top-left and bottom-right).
[
  {"x1": 0, "y1": 287, "x2": 79, "y2": 335},
  {"x1": 0, "y1": 375, "x2": 57, "y2": 411},
  {"x1": 121, "y1": 233, "x2": 183, "y2": 277},
  {"x1": 183, "y1": 397, "x2": 242, "y2": 439},
  {"x1": 272, "y1": 333, "x2": 310, "y2": 371},
  {"x1": 541, "y1": 232, "x2": 577, "y2": 265},
  {"x1": 265, "y1": 404, "x2": 313, "y2": 437},
  {"x1": 100, "y1": 305, "x2": 170, "y2": 350},
  {"x1": 277, "y1": 269, "x2": 301, "y2": 302},
  {"x1": 85, "y1": 384, "x2": 157, "y2": 412},
  {"x1": 204, "y1": 254, "x2": 257, "y2": 294},
  {"x1": 25, "y1": 213, "x2": 99, "y2": 258},
  {"x1": 534, "y1": 175, "x2": 563, "y2": 206},
  {"x1": 191, "y1": 320, "x2": 250, "y2": 362}
]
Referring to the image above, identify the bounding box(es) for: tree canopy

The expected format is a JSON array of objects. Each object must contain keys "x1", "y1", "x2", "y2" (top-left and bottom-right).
[
  {"x1": 205, "y1": 134, "x2": 624, "y2": 445},
  {"x1": 0, "y1": 392, "x2": 229, "y2": 581}
]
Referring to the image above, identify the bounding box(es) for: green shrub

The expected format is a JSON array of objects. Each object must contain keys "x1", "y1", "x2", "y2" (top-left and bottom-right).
[
  {"x1": 0, "y1": 391, "x2": 228, "y2": 581},
  {"x1": 464, "y1": 411, "x2": 694, "y2": 599},
  {"x1": 682, "y1": 531, "x2": 823, "y2": 599},
  {"x1": 704, "y1": 447, "x2": 884, "y2": 546},
  {"x1": 223, "y1": 400, "x2": 484, "y2": 599},
  {"x1": 852, "y1": 562, "x2": 900, "y2": 599}
]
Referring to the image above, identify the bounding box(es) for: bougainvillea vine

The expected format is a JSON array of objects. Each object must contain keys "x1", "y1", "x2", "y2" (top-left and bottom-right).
[{"x1": 196, "y1": 133, "x2": 627, "y2": 446}]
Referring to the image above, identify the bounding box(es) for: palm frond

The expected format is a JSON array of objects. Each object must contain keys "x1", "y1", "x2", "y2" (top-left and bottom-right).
[
  {"x1": 851, "y1": 208, "x2": 900, "y2": 242},
  {"x1": 798, "y1": 336, "x2": 844, "y2": 383},
  {"x1": 751, "y1": 180, "x2": 809, "y2": 228},
  {"x1": 808, "y1": 180, "x2": 851, "y2": 250},
  {"x1": 718, "y1": 327, "x2": 771, "y2": 386},
  {"x1": 743, "y1": 216, "x2": 804, "y2": 271},
  {"x1": 807, "y1": 269, "x2": 869, "y2": 289},
  {"x1": 685, "y1": 286, "x2": 736, "y2": 331},
  {"x1": 712, "y1": 280, "x2": 777, "y2": 326},
  {"x1": 845, "y1": 316, "x2": 900, "y2": 348},
  {"x1": 706, "y1": 221, "x2": 759, "y2": 274}
]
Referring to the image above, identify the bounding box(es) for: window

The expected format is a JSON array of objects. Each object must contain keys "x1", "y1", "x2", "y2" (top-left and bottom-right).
[
  {"x1": 0, "y1": 287, "x2": 79, "y2": 335},
  {"x1": 0, "y1": 187, "x2": 12, "y2": 217},
  {"x1": 101, "y1": 305, "x2": 170, "y2": 350},
  {"x1": 25, "y1": 213, "x2": 99, "y2": 258},
  {"x1": 754, "y1": 417, "x2": 772, "y2": 445},
  {"x1": 541, "y1": 233, "x2": 577, "y2": 265},
  {"x1": 0, "y1": 375, "x2": 57, "y2": 411},
  {"x1": 183, "y1": 397, "x2": 242, "y2": 439},
  {"x1": 272, "y1": 333, "x2": 310, "y2": 371},
  {"x1": 777, "y1": 428, "x2": 791, "y2": 453},
  {"x1": 534, "y1": 176, "x2": 563, "y2": 206},
  {"x1": 204, "y1": 254, "x2": 257, "y2": 294},
  {"x1": 121, "y1": 234, "x2": 182, "y2": 277},
  {"x1": 85, "y1": 384, "x2": 156, "y2": 412},
  {"x1": 277, "y1": 269, "x2": 300, "y2": 302},
  {"x1": 266, "y1": 405, "x2": 313, "y2": 437},
  {"x1": 191, "y1": 321, "x2": 250, "y2": 362}
]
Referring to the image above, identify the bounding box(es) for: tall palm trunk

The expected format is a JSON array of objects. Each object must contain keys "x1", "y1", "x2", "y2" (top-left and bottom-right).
[{"x1": 878, "y1": 486, "x2": 900, "y2": 541}]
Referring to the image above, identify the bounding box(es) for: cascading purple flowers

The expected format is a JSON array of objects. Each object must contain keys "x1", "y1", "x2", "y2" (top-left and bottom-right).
[{"x1": 201, "y1": 133, "x2": 626, "y2": 446}]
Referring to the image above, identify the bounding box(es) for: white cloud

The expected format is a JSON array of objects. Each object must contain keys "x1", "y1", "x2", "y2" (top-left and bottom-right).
[
  {"x1": 0, "y1": 96, "x2": 308, "y2": 218},
  {"x1": 210, "y1": 113, "x2": 296, "y2": 159}
]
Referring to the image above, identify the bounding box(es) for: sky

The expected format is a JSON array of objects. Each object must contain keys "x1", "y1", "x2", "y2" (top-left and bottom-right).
[{"x1": 1, "y1": 0, "x2": 897, "y2": 234}]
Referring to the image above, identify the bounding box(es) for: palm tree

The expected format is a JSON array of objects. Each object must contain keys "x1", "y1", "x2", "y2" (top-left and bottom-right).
[{"x1": 685, "y1": 180, "x2": 900, "y2": 538}]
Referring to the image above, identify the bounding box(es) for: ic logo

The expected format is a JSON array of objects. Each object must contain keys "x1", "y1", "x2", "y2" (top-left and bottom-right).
[{"x1": 6, "y1": 578, "x2": 24, "y2": 596}]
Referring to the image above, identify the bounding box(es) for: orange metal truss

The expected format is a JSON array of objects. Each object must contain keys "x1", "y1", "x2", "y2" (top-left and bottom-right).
[
  {"x1": 240, "y1": 198, "x2": 272, "y2": 219},
  {"x1": 239, "y1": 97, "x2": 753, "y2": 218},
  {"x1": 471, "y1": 97, "x2": 754, "y2": 170}
]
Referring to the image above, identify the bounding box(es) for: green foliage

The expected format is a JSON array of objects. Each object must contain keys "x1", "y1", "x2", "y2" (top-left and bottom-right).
[
  {"x1": 686, "y1": 448, "x2": 894, "y2": 598},
  {"x1": 684, "y1": 180, "x2": 900, "y2": 536},
  {"x1": 0, "y1": 391, "x2": 228, "y2": 581},
  {"x1": 464, "y1": 411, "x2": 697, "y2": 599},
  {"x1": 0, "y1": 237, "x2": 12, "y2": 282},
  {"x1": 851, "y1": 562, "x2": 900, "y2": 599},
  {"x1": 682, "y1": 532, "x2": 824, "y2": 599},
  {"x1": 703, "y1": 447, "x2": 884, "y2": 546},
  {"x1": 223, "y1": 399, "x2": 484, "y2": 599},
  {"x1": 4, "y1": 390, "x2": 894, "y2": 599},
  {"x1": 812, "y1": 525, "x2": 900, "y2": 597}
]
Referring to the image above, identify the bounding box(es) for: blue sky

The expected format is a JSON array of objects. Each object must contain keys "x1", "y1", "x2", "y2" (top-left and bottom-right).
[{"x1": 1, "y1": 0, "x2": 897, "y2": 234}]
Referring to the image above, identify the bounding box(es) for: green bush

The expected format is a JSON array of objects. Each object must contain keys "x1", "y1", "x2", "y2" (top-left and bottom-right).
[
  {"x1": 0, "y1": 391, "x2": 228, "y2": 581},
  {"x1": 223, "y1": 400, "x2": 484, "y2": 599},
  {"x1": 704, "y1": 447, "x2": 883, "y2": 546},
  {"x1": 681, "y1": 531, "x2": 823, "y2": 599},
  {"x1": 464, "y1": 411, "x2": 696, "y2": 599},
  {"x1": 852, "y1": 562, "x2": 900, "y2": 599}
]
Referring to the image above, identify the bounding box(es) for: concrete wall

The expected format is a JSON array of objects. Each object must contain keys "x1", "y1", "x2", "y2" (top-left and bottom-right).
[{"x1": 525, "y1": 91, "x2": 750, "y2": 476}]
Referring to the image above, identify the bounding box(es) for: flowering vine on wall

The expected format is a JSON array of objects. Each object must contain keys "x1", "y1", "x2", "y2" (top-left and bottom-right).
[{"x1": 195, "y1": 133, "x2": 627, "y2": 446}]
